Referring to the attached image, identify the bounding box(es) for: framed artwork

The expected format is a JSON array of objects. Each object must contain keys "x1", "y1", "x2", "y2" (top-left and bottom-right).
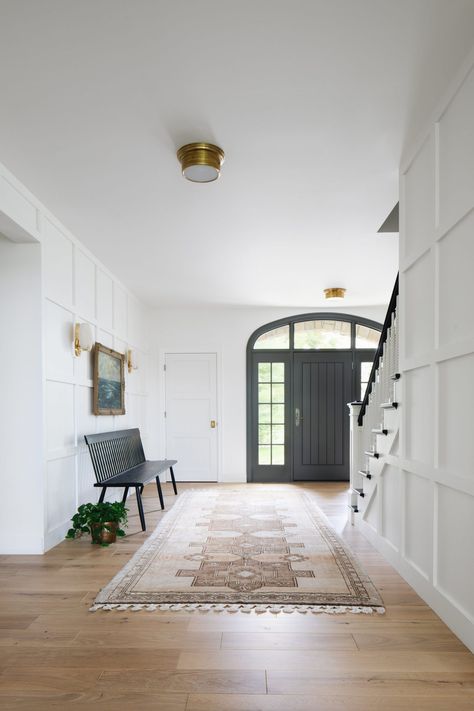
[{"x1": 93, "y1": 343, "x2": 125, "y2": 415}]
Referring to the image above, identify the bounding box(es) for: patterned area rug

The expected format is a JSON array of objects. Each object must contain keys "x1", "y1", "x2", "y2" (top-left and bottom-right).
[{"x1": 92, "y1": 486, "x2": 384, "y2": 614}]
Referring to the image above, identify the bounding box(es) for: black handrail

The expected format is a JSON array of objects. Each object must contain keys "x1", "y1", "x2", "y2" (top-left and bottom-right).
[{"x1": 357, "y1": 274, "x2": 399, "y2": 426}]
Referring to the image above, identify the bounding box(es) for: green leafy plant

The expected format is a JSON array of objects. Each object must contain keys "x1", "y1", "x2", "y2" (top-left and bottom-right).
[{"x1": 66, "y1": 501, "x2": 128, "y2": 545}]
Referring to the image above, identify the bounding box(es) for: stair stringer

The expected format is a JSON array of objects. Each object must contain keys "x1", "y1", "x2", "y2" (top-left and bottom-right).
[{"x1": 354, "y1": 399, "x2": 400, "y2": 539}]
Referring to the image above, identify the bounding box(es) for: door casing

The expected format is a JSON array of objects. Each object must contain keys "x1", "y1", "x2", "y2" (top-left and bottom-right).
[{"x1": 247, "y1": 313, "x2": 382, "y2": 483}]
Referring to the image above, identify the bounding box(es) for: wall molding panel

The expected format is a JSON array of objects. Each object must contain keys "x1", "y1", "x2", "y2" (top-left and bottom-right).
[
  {"x1": 0, "y1": 160, "x2": 153, "y2": 553},
  {"x1": 366, "y1": 49, "x2": 474, "y2": 652},
  {"x1": 44, "y1": 236, "x2": 152, "y2": 550}
]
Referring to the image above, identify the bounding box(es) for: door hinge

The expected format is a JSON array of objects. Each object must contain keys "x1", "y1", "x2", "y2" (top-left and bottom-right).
[
  {"x1": 163, "y1": 364, "x2": 166, "y2": 371},
  {"x1": 164, "y1": 411, "x2": 167, "y2": 418}
]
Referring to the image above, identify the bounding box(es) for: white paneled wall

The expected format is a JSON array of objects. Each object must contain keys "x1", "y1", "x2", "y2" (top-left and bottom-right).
[
  {"x1": 0, "y1": 160, "x2": 153, "y2": 553},
  {"x1": 43, "y1": 222, "x2": 152, "y2": 550},
  {"x1": 363, "y1": 50, "x2": 474, "y2": 652}
]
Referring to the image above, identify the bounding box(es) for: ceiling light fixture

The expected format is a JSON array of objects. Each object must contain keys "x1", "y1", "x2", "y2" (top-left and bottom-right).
[
  {"x1": 177, "y1": 142, "x2": 225, "y2": 183},
  {"x1": 324, "y1": 287, "x2": 346, "y2": 301}
]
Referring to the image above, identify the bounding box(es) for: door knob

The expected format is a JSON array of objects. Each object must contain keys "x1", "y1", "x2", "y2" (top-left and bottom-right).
[{"x1": 210, "y1": 420, "x2": 217, "y2": 428}]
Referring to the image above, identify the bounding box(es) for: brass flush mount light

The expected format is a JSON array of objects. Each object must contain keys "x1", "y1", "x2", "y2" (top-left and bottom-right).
[
  {"x1": 324, "y1": 287, "x2": 346, "y2": 301},
  {"x1": 177, "y1": 142, "x2": 225, "y2": 182}
]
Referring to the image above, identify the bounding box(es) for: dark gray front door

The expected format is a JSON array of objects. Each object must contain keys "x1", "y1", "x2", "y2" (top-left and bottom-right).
[{"x1": 293, "y1": 352, "x2": 352, "y2": 481}]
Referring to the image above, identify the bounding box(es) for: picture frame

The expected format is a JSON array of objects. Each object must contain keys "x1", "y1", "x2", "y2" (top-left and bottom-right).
[{"x1": 93, "y1": 343, "x2": 125, "y2": 416}]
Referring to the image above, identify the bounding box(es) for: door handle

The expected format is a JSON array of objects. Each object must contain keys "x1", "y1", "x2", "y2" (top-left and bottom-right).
[
  {"x1": 295, "y1": 408, "x2": 302, "y2": 427},
  {"x1": 210, "y1": 420, "x2": 217, "y2": 429}
]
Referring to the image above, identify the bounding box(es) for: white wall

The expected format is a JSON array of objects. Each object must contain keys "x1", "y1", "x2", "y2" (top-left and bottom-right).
[
  {"x1": 359, "y1": 47, "x2": 474, "y2": 652},
  {"x1": 42, "y1": 217, "x2": 153, "y2": 550},
  {"x1": 151, "y1": 303, "x2": 387, "y2": 483},
  {"x1": 0, "y1": 236, "x2": 43, "y2": 553},
  {"x1": 0, "y1": 162, "x2": 154, "y2": 553}
]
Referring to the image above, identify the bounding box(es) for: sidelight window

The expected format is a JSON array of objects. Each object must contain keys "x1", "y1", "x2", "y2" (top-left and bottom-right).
[{"x1": 257, "y1": 362, "x2": 285, "y2": 465}]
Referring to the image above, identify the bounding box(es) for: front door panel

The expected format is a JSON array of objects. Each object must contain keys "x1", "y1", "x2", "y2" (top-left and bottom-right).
[{"x1": 293, "y1": 352, "x2": 352, "y2": 481}]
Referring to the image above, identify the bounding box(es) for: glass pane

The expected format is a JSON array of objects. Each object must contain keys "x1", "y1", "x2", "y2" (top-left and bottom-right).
[
  {"x1": 258, "y1": 383, "x2": 271, "y2": 403},
  {"x1": 271, "y1": 362, "x2": 285, "y2": 382},
  {"x1": 258, "y1": 362, "x2": 271, "y2": 382},
  {"x1": 360, "y1": 362, "x2": 373, "y2": 400},
  {"x1": 294, "y1": 320, "x2": 351, "y2": 349},
  {"x1": 272, "y1": 425, "x2": 285, "y2": 444},
  {"x1": 257, "y1": 361, "x2": 285, "y2": 466},
  {"x1": 254, "y1": 325, "x2": 290, "y2": 349},
  {"x1": 271, "y1": 404, "x2": 285, "y2": 423},
  {"x1": 356, "y1": 324, "x2": 380, "y2": 349},
  {"x1": 258, "y1": 445, "x2": 271, "y2": 465},
  {"x1": 361, "y1": 361, "x2": 373, "y2": 381},
  {"x1": 271, "y1": 383, "x2": 284, "y2": 403},
  {"x1": 272, "y1": 445, "x2": 285, "y2": 465}
]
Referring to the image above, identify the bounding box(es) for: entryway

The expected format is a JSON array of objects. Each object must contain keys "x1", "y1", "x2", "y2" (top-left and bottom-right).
[
  {"x1": 164, "y1": 352, "x2": 218, "y2": 481},
  {"x1": 247, "y1": 314, "x2": 381, "y2": 482}
]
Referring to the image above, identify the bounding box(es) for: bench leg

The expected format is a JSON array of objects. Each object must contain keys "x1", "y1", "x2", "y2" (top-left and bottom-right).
[
  {"x1": 140, "y1": 484, "x2": 144, "y2": 495},
  {"x1": 135, "y1": 486, "x2": 146, "y2": 531},
  {"x1": 169, "y1": 466, "x2": 178, "y2": 495},
  {"x1": 98, "y1": 487, "x2": 107, "y2": 503},
  {"x1": 156, "y1": 476, "x2": 165, "y2": 510},
  {"x1": 122, "y1": 486, "x2": 129, "y2": 504}
]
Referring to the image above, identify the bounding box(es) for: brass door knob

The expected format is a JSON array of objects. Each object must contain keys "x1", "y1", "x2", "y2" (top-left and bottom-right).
[{"x1": 210, "y1": 420, "x2": 217, "y2": 428}]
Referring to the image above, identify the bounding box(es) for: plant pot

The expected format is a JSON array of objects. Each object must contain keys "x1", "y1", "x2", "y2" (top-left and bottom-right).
[{"x1": 90, "y1": 521, "x2": 119, "y2": 545}]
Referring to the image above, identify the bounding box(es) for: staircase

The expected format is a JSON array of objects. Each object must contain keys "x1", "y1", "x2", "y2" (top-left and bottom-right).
[{"x1": 348, "y1": 276, "x2": 400, "y2": 528}]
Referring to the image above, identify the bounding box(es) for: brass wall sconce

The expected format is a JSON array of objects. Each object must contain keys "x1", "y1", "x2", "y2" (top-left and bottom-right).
[
  {"x1": 74, "y1": 322, "x2": 94, "y2": 357},
  {"x1": 127, "y1": 349, "x2": 138, "y2": 373}
]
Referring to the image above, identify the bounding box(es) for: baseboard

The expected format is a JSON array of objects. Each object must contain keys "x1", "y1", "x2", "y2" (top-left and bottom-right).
[
  {"x1": 44, "y1": 521, "x2": 70, "y2": 552},
  {"x1": 0, "y1": 540, "x2": 44, "y2": 554},
  {"x1": 355, "y1": 517, "x2": 474, "y2": 653}
]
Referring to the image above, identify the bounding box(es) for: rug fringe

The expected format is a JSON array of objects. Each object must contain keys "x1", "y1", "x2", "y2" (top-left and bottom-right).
[{"x1": 89, "y1": 602, "x2": 385, "y2": 615}]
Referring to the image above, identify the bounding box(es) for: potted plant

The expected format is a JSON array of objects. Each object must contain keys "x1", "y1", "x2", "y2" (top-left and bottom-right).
[{"x1": 66, "y1": 501, "x2": 128, "y2": 545}]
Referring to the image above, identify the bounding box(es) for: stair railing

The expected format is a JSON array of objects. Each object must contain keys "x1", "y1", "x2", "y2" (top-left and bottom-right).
[{"x1": 358, "y1": 274, "x2": 399, "y2": 427}]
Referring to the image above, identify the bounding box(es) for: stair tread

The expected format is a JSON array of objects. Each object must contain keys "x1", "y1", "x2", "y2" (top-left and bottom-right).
[
  {"x1": 372, "y1": 428, "x2": 388, "y2": 435},
  {"x1": 357, "y1": 470, "x2": 372, "y2": 479},
  {"x1": 364, "y1": 450, "x2": 380, "y2": 458},
  {"x1": 381, "y1": 401, "x2": 399, "y2": 409}
]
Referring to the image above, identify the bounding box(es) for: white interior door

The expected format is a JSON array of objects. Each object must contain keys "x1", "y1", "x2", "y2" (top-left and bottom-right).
[{"x1": 164, "y1": 353, "x2": 218, "y2": 481}]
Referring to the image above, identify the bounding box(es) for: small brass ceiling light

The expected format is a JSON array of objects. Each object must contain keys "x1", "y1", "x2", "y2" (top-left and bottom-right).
[
  {"x1": 324, "y1": 287, "x2": 346, "y2": 301},
  {"x1": 177, "y1": 142, "x2": 225, "y2": 183}
]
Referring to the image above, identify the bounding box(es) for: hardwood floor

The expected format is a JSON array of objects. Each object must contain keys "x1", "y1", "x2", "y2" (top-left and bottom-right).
[{"x1": 0, "y1": 482, "x2": 473, "y2": 710}]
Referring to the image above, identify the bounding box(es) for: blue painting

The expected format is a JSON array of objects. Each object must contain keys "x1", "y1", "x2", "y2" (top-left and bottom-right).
[{"x1": 94, "y1": 344, "x2": 125, "y2": 415}]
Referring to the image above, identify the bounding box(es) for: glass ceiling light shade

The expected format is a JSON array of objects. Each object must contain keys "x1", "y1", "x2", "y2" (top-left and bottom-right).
[
  {"x1": 177, "y1": 142, "x2": 225, "y2": 183},
  {"x1": 324, "y1": 287, "x2": 346, "y2": 301},
  {"x1": 74, "y1": 322, "x2": 94, "y2": 357}
]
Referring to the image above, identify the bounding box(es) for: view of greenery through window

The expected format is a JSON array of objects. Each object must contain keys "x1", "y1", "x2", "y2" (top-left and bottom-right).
[
  {"x1": 254, "y1": 325, "x2": 289, "y2": 349},
  {"x1": 294, "y1": 320, "x2": 351, "y2": 349},
  {"x1": 258, "y1": 362, "x2": 285, "y2": 465}
]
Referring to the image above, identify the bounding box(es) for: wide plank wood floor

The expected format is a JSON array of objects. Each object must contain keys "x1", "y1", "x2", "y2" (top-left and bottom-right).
[{"x1": 0, "y1": 482, "x2": 473, "y2": 710}]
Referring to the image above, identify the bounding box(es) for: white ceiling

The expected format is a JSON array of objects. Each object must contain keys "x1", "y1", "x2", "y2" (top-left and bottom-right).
[{"x1": 1, "y1": 1, "x2": 474, "y2": 309}]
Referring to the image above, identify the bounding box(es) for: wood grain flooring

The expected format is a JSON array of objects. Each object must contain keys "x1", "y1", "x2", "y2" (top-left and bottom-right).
[{"x1": 0, "y1": 482, "x2": 473, "y2": 710}]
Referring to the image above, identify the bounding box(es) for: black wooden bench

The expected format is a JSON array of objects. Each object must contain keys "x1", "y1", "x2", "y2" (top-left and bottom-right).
[{"x1": 84, "y1": 428, "x2": 177, "y2": 531}]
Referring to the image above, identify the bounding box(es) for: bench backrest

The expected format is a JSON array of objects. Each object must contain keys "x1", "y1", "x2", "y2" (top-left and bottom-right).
[{"x1": 84, "y1": 428, "x2": 145, "y2": 483}]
